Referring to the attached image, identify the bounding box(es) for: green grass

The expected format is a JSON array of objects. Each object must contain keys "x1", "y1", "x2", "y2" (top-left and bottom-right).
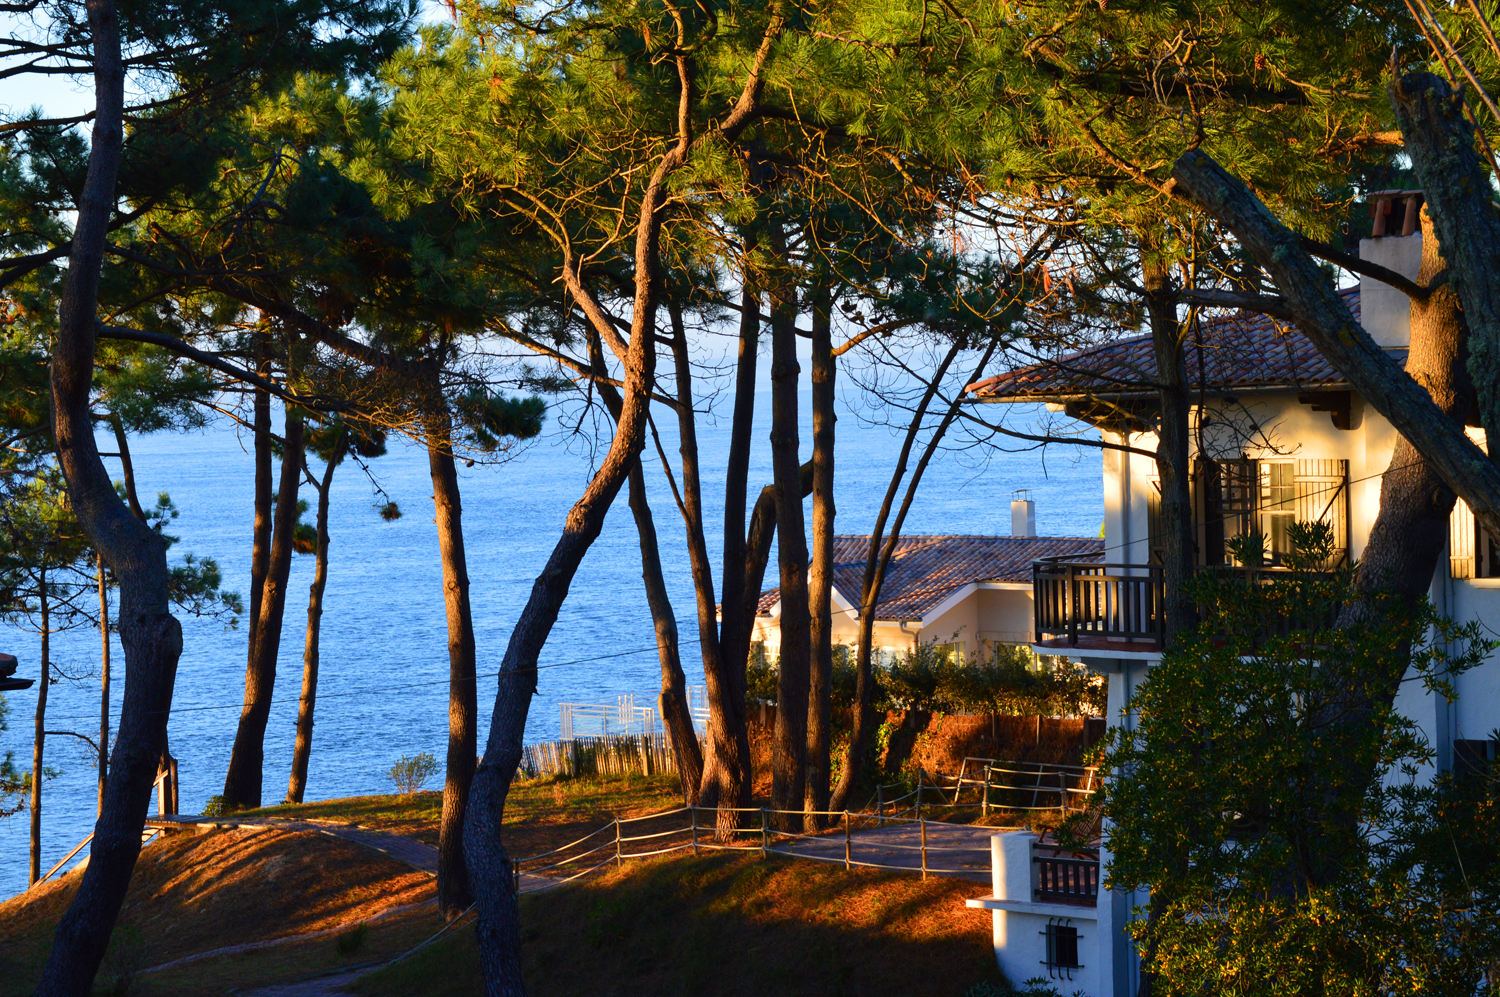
[{"x1": 355, "y1": 852, "x2": 1005, "y2": 997}]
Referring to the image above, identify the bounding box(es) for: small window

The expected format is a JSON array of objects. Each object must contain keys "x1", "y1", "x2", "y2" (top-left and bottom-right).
[
  {"x1": 1040, "y1": 919, "x2": 1081, "y2": 981},
  {"x1": 933, "y1": 642, "x2": 962, "y2": 667},
  {"x1": 1454, "y1": 739, "x2": 1496, "y2": 787}
]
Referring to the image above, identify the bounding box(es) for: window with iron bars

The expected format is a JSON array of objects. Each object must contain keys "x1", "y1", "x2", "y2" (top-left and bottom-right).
[
  {"x1": 1449, "y1": 498, "x2": 1500, "y2": 579},
  {"x1": 1040, "y1": 918, "x2": 1082, "y2": 981}
]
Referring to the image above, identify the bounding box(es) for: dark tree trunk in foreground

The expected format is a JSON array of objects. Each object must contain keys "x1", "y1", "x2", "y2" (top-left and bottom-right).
[
  {"x1": 1142, "y1": 251, "x2": 1196, "y2": 644},
  {"x1": 223, "y1": 409, "x2": 305, "y2": 810},
  {"x1": 768, "y1": 269, "x2": 810, "y2": 829},
  {"x1": 427, "y1": 401, "x2": 479, "y2": 918},
  {"x1": 30, "y1": 573, "x2": 49, "y2": 887},
  {"x1": 624, "y1": 461, "x2": 703, "y2": 801},
  {"x1": 829, "y1": 343, "x2": 961, "y2": 811},
  {"x1": 38, "y1": 1, "x2": 186, "y2": 986},
  {"x1": 1171, "y1": 149, "x2": 1500, "y2": 539},
  {"x1": 285, "y1": 437, "x2": 345, "y2": 805},
  {"x1": 805, "y1": 278, "x2": 835, "y2": 823},
  {"x1": 699, "y1": 278, "x2": 760, "y2": 830}
]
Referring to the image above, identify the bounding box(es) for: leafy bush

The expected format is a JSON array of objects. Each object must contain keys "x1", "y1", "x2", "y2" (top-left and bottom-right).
[
  {"x1": 202, "y1": 795, "x2": 227, "y2": 818},
  {"x1": 388, "y1": 752, "x2": 439, "y2": 796},
  {"x1": 335, "y1": 923, "x2": 368, "y2": 956},
  {"x1": 747, "y1": 639, "x2": 1104, "y2": 717}
]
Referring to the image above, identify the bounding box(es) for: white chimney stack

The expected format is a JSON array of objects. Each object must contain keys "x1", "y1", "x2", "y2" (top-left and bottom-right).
[
  {"x1": 1359, "y1": 190, "x2": 1423, "y2": 350},
  {"x1": 1011, "y1": 489, "x2": 1036, "y2": 538}
]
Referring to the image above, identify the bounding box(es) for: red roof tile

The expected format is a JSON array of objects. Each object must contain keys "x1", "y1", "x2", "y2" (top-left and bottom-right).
[
  {"x1": 757, "y1": 534, "x2": 1104, "y2": 621},
  {"x1": 967, "y1": 288, "x2": 1381, "y2": 400}
]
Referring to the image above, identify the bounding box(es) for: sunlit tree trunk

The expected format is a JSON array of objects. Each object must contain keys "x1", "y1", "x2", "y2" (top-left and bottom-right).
[
  {"x1": 223, "y1": 409, "x2": 305, "y2": 810},
  {"x1": 97, "y1": 554, "x2": 108, "y2": 818},
  {"x1": 286, "y1": 437, "x2": 344, "y2": 804},
  {"x1": 30, "y1": 569, "x2": 49, "y2": 887},
  {"x1": 805, "y1": 276, "x2": 835, "y2": 824}
]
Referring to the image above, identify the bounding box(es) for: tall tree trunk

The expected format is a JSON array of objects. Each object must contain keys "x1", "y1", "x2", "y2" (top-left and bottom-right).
[
  {"x1": 249, "y1": 381, "x2": 272, "y2": 663},
  {"x1": 96, "y1": 554, "x2": 108, "y2": 818},
  {"x1": 1142, "y1": 250, "x2": 1196, "y2": 643},
  {"x1": 587, "y1": 325, "x2": 704, "y2": 804},
  {"x1": 223, "y1": 409, "x2": 305, "y2": 810},
  {"x1": 830, "y1": 343, "x2": 963, "y2": 812},
  {"x1": 428, "y1": 401, "x2": 478, "y2": 919},
  {"x1": 286, "y1": 438, "x2": 344, "y2": 805},
  {"x1": 30, "y1": 570, "x2": 48, "y2": 887},
  {"x1": 768, "y1": 265, "x2": 810, "y2": 829},
  {"x1": 624, "y1": 461, "x2": 703, "y2": 802},
  {"x1": 37, "y1": 2, "x2": 185, "y2": 985},
  {"x1": 805, "y1": 277, "x2": 835, "y2": 824},
  {"x1": 700, "y1": 277, "x2": 760, "y2": 829}
]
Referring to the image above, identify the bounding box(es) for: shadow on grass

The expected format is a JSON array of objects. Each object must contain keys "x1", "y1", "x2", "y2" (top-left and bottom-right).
[{"x1": 356, "y1": 852, "x2": 1005, "y2": 997}]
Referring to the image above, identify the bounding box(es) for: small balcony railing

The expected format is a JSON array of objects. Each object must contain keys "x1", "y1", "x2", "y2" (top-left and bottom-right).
[
  {"x1": 1033, "y1": 557, "x2": 1165, "y2": 646},
  {"x1": 1034, "y1": 853, "x2": 1101, "y2": 905}
]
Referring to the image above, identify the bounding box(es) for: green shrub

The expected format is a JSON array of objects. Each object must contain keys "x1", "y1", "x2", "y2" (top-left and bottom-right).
[
  {"x1": 388, "y1": 752, "x2": 439, "y2": 796},
  {"x1": 335, "y1": 923, "x2": 368, "y2": 956}
]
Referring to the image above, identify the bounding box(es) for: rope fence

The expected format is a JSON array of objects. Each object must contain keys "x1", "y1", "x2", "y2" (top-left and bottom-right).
[{"x1": 511, "y1": 760, "x2": 1101, "y2": 893}]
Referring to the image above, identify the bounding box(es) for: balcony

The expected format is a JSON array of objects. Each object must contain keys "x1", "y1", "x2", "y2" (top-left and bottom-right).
[{"x1": 1032, "y1": 557, "x2": 1164, "y2": 651}]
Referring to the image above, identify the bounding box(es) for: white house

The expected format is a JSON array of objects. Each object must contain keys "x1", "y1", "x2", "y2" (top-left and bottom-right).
[
  {"x1": 750, "y1": 528, "x2": 1104, "y2": 664},
  {"x1": 961, "y1": 191, "x2": 1500, "y2": 995}
]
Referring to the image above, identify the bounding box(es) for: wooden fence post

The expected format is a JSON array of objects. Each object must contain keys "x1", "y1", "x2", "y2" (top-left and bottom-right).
[
  {"x1": 920, "y1": 818, "x2": 928, "y2": 880},
  {"x1": 843, "y1": 812, "x2": 851, "y2": 870},
  {"x1": 760, "y1": 807, "x2": 769, "y2": 857},
  {"x1": 615, "y1": 818, "x2": 622, "y2": 868},
  {"x1": 915, "y1": 770, "x2": 922, "y2": 820},
  {"x1": 982, "y1": 765, "x2": 990, "y2": 817},
  {"x1": 691, "y1": 806, "x2": 698, "y2": 856},
  {"x1": 876, "y1": 785, "x2": 884, "y2": 827}
]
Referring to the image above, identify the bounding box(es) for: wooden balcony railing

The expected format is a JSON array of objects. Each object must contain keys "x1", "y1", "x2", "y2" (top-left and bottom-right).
[
  {"x1": 1034, "y1": 854, "x2": 1101, "y2": 905},
  {"x1": 1033, "y1": 557, "x2": 1165, "y2": 646}
]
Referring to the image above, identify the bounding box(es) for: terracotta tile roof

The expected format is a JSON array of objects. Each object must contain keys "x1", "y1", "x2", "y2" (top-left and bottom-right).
[
  {"x1": 967, "y1": 287, "x2": 1379, "y2": 400},
  {"x1": 757, "y1": 534, "x2": 1104, "y2": 621}
]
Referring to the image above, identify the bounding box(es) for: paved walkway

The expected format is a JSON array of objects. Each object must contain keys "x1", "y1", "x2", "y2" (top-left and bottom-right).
[{"x1": 776, "y1": 821, "x2": 997, "y2": 882}]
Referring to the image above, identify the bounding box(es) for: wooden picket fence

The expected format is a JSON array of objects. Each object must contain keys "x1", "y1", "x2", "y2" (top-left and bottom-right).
[{"x1": 518, "y1": 733, "x2": 680, "y2": 780}]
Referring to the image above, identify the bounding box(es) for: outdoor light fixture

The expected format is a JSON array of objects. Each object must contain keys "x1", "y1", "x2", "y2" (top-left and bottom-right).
[{"x1": 0, "y1": 652, "x2": 33, "y2": 691}]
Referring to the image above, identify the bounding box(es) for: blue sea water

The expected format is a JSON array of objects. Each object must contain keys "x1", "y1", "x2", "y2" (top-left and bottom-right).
[{"x1": 0, "y1": 376, "x2": 1101, "y2": 899}]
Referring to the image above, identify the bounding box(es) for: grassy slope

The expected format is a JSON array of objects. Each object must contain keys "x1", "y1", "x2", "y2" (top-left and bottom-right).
[
  {"x1": 240, "y1": 772, "x2": 684, "y2": 855},
  {"x1": 357, "y1": 852, "x2": 1005, "y2": 997},
  {"x1": 0, "y1": 827, "x2": 434, "y2": 996}
]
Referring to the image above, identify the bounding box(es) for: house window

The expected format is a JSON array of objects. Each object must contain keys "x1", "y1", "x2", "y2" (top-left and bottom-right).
[
  {"x1": 932, "y1": 642, "x2": 962, "y2": 668},
  {"x1": 1450, "y1": 498, "x2": 1500, "y2": 579},
  {"x1": 1040, "y1": 918, "x2": 1082, "y2": 981},
  {"x1": 1261, "y1": 462, "x2": 1296, "y2": 561},
  {"x1": 1191, "y1": 458, "x2": 1349, "y2": 567},
  {"x1": 1453, "y1": 739, "x2": 1496, "y2": 787}
]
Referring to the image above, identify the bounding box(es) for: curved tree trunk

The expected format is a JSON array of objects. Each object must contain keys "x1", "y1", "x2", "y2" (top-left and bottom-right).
[
  {"x1": 805, "y1": 276, "x2": 835, "y2": 824},
  {"x1": 223, "y1": 409, "x2": 305, "y2": 810},
  {"x1": 37, "y1": 2, "x2": 186, "y2": 987},
  {"x1": 428, "y1": 401, "x2": 479, "y2": 919},
  {"x1": 285, "y1": 439, "x2": 344, "y2": 805},
  {"x1": 624, "y1": 461, "x2": 703, "y2": 801},
  {"x1": 767, "y1": 262, "x2": 810, "y2": 830}
]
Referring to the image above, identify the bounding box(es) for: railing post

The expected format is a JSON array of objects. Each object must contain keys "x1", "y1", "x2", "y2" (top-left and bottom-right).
[
  {"x1": 760, "y1": 807, "x2": 769, "y2": 857},
  {"x1": 982, "y1": 765, "x2": 990, "y2": 817},
  {"x1": 915, "y1": 770, "x2": 922, "y2": 820},
  {"x1": 615, "y1": 818, "x2": 622, "y2": 868},
  {"x1": 920, "y1": 818, "x2": 928, "y2": 880},
  {"x1": 844, "y1": 811, "x2": 851, "y2": 870},
  {"x1": 513, "y1": 856, "x2": 520, "y2": 896},
  {"x1": 1067, "y1": 564, "x2": 1077, "y2": 646},
  {"x1": 876, "y1": 785, "x2": 884, "y2": 827},
  {"x1": 691, "y1": 806, "x2": 699, "y2": 856}
]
